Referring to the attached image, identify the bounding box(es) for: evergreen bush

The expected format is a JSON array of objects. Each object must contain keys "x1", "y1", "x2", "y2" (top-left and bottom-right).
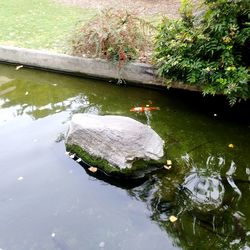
[{"x1": 154, "y1": 0, "x2": 250, "y2": 105}]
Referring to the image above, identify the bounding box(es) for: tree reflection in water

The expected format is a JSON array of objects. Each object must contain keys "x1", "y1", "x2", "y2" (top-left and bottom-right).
[{"x1": 127, "y1": 154, "x2": 250, "y2": 249}]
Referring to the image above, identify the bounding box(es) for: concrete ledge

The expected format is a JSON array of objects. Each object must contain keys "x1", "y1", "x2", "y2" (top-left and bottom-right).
[{"x1": 0, "y1": 45, "x2": 200, "y2": 91}]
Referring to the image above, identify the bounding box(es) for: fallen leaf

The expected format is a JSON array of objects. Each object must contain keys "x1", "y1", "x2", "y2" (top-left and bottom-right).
[
  {"x1": 164, "y1": 165, "x2": 171, "y2": 170},
  {"x1": 88, "y1": 166, "x2": 97, "y2": 173},
  {"x1": 166, "y1": 160, "x2": 172, "y2": 166},
  {"x1": 169, "y1": 215, "x2": 178, "y2": 223},
  {"x1": 16, "y1": 65, "x2": 23, "y2": 70}
]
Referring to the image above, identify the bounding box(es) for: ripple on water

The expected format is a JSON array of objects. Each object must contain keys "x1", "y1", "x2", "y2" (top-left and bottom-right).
[{"x1": 181, "y1": 169, "x2": 225, "y2": 212}]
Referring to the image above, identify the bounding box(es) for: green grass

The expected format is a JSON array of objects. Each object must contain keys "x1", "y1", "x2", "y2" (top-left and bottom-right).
[{"x1": 0, "y1": 0, "x2": 96, "y2": 52}]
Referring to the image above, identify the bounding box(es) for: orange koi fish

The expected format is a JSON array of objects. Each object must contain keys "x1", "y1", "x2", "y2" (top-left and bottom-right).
[{"x1": 130, "y1": 106, "x2": 160, "y2": 112}]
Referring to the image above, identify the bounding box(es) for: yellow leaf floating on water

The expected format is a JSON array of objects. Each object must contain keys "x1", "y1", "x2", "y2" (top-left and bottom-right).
[
  {"x1": 169, "y1": 215, "x2": 178, "y2": 223},
  {"x1": 228, "y1": 143, "x2": 234, "y2": 148},
  {"x1": 88, "y1": 166, "x2": 97, "y2": 173},
  {"x1": 164, "y1": 159, "x2": 172, "y2": 170},
  {"x1": 166, "y1": 160, "x2": 172, "y2": 166},
  {"x1": 16, "y1": 65, "x2": 23, "y2": 70}
]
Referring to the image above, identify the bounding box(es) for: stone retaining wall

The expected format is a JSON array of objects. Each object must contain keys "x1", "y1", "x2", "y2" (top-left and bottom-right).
[{"x1": 0, "y1": 45, "x2": 200, "y2": 91}]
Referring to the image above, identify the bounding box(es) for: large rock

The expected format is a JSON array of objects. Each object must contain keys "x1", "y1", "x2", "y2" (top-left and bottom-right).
[{"x1": 66, "y1": 114, "x2": 164, "y2": 171}]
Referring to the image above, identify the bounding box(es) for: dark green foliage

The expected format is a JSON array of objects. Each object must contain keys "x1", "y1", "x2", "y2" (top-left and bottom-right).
[{"x1": 154, "y1": 0, "x2": 250, "y2": 105}]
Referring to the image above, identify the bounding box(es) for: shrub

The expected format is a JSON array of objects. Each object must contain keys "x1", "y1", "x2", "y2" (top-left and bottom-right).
[
  {"x1": 70, "y1": 9, "x2": 154, "y2": 65},
  {"x1": 154, "y1": 0, "x2": 250, "y2": 105}
]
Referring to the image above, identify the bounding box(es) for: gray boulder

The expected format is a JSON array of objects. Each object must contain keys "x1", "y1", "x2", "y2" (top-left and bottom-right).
[{"x1": 66, "y1": 114, "x2": 164, "y2": 171}]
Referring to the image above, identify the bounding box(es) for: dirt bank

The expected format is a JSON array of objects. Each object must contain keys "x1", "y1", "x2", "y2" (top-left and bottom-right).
[{"x1": 56, "y1": 0, "x2": 181, "y2": 18}]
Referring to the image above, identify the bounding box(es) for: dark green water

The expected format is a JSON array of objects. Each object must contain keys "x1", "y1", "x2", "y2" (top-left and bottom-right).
[{"x1": 0, "y1": 64, "x2": 249, "y2": 250}]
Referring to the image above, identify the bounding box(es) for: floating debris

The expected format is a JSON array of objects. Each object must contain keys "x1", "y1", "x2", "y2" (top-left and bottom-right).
[
  {"x1": 17, "y1": 176, "x2": 23, "y2": 181},
  {"x1": 164, "y1": 165, "x2": 171, "y2": 170},
  {"x1": 169, "y1": 215, "x2": 178, "y2": 223},
  {"x1": 51, "y1": 233, "x2": 56, "y2": 238},
  {"x1": 16, "y1": 65, "x2": 23, "y2": 70},
  {"x1": 166, "y1": 160, "x2": 172, "y2": 166},
  {"x1": 88, "y1": 166, "x2": 97, "y2": 173},
  {"x1": 164, "y1": 160, "x2": 172, "y2": 170},
  {"x1": 228, "y1": 143, "x2": 234, "y2": 148},
  {"x1": 25, "y1": 91, "x2": 29, "y2": 96},
  {"x1": 214, "y1": 113, "x2": 217, "y2": 117},
  {"x1": 76, "y1": 158, "x2": 82, "y2": 163}
]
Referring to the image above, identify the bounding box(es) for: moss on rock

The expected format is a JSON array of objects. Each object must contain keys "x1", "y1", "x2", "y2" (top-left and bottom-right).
[{"x1": 66, "y1": 144, "x2": 166, "y2": 178}]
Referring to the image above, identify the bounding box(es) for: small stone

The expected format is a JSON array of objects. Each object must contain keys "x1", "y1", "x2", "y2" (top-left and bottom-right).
[
  {"x1": 169, "y1": 215, "x2": 178, "y2": 223},
  {"x1": 88, "y1": 167, "x2": 97, "y2": 173}
]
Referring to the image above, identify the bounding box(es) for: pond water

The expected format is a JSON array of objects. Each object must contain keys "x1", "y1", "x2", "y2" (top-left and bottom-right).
[{"x1": 0, "y1": 64, "x2": 249, "y2": 250}]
